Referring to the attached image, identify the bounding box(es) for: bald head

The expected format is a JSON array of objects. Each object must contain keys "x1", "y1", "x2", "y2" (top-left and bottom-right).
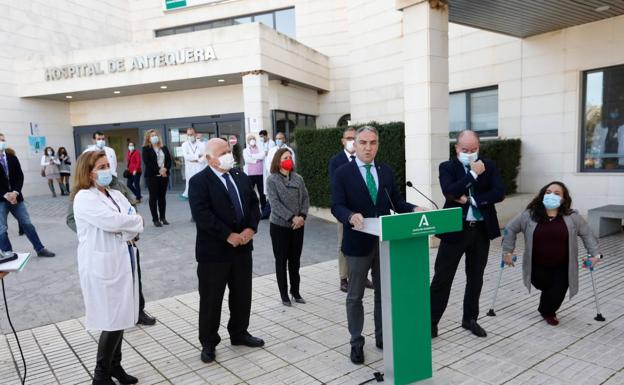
[
  {"x1": 206, "y1": 138, "x2": 229, "y2": 157},
  {"x1": 455, "y1": 130, "x2": 480, "y2": 156}
]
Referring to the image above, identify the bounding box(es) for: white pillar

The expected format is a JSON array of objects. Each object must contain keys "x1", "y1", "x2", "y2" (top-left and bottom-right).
[
  {"x1": 242, "y1": 71, "x2": 271, "y2": 136},
  {"x1": 399, "y1": 0, "x2": 449, "y2": 207}
]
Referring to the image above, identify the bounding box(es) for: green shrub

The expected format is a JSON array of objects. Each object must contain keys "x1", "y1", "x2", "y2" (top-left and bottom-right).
[
  {"x1": 449, "y1": 138, "x2": 522, "y2": 194},
  {"x1": 296, "y1": 122, "x2": 406, "y2": 208}
]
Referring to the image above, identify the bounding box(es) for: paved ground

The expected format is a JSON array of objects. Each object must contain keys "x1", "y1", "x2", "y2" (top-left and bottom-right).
[
  {"x1": 0, "y1": 193, "x2": 338, "y2": 332},
  {"x1": 1, "y1": 194, "x2": 624, "y2": 384}
]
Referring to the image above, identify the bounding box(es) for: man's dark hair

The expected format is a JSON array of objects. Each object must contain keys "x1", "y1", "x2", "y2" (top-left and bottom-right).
[
  {"x1": 92, "y1": 131, "x2": 105, "y2": 139},
  {"x1": 259, "y1": 130, "x2": 268, "y2": 136}
]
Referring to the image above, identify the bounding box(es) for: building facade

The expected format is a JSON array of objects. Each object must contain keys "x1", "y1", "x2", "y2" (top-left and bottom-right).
[{"x1": 4, "y1": 0, "x2": 624, "y2": 213}]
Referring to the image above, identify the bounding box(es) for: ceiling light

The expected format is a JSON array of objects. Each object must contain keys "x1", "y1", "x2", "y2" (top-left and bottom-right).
[
  {"x1": 595, "y1": 5, "x2": 610, "y2": 12},
  {"x1": 113, "y1": 90, "x2": 121, "y2": 94},
  {"x1": 160, "y1": 85, "x2": 168, "y2": 89},
  {"x1": 218, "y1": 79, "x2": 225, "y2": 83},
  {"x1": 65, "y1": 95, "x2": 72, "y2": 99}
]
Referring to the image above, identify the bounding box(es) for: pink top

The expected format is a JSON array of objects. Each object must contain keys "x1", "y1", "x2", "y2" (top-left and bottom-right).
[{"x1": 246, "y1": 146, "x2": 264, "y2": 176}]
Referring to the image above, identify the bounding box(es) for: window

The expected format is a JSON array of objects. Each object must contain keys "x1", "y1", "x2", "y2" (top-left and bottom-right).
[
  {"x1": 581, "y1": 65, "x2": 624, "y2": 172},
  {"x1": 337, "y1": 114, "x2": 351, "y2": 127},
  {"x1": 155, "y1": 8, "x2": 295, "y2": 38},
  {"x1": 272, "y1": 110, "x2": 316, "y2": 147},
  {"x1": 449, "y1": 87, "x2": 498, "y2": 139}
]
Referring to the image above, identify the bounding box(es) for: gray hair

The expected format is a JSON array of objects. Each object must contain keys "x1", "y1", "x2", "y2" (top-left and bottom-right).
[
  {"x1": 456, "y1": 129, "x2": 480, "y2": 144},
  {"x1": 355, "y1": 125, "x2": 378, "y2": 141}
]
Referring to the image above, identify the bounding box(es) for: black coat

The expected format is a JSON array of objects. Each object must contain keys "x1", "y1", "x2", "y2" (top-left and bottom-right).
[
  {"x1": 331, "y1": 160, "x2": 415, "y2": 257},
  {"x1": 189, "y1": 167, "x2": 261, "y2": 263},
  {"x1": 0, "y1": 153, "x2": 24, "y2": 203},
  {"x1": 328, "y1": 150, "x2": 350, "y2": 184},
  {"x1": 142, "y1": 146, "x2": 172, "y2": 178},
  {"x1": 437, "y1": 157, "x2": 505, "y2": 243}
]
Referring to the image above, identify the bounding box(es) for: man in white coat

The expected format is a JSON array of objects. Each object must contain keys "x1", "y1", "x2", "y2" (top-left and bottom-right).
[
  {"x1": 83, "y1": 131, "x2": 118, "y2": 177},
  {"x1": 181, "y1": 127, "x2": 207, "y2": 199}
]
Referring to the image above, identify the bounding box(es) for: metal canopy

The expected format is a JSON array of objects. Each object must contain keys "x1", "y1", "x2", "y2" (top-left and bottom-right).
[{"x1": 450, "y1": 0, "x2": 624, "y2": 38}]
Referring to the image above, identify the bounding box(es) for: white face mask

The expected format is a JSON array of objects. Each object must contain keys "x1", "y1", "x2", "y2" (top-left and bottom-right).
[
  {"x1": 128, "y1": 146, "x2": 134, "y2": 151},
  {"x1": 345, "y1": 140, "x2": 355, "y2": 153},
  {"x1": 95, "y1": 139, "x2": 105, "y2": 149},
  {"x1": 47, "y1": 150, "x2": 53, "y2": 156},
  {"x1": 249, "y1": 139, "x2": 256, "y2": 146},
  {"x1": 218, "y1": 152, "x2": 235, "y2": 171},
  {"x1": 150, "y1": 135, "x2": 160, "y2": 145},
  {"x1": 188, "y1": 135, "x2": 196, "y2": 143},
  {"x1": 458, "y1": 151, "x2": 478, "y2": 166}
]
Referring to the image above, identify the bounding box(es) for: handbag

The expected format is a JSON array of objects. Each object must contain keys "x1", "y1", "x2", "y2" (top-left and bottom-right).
[{"x1": 123, "y1": 169, "x2": 131, "y2": 178}]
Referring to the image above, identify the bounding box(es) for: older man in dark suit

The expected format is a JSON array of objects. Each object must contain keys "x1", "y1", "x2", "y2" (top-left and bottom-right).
[
  {"x1": 189, "y1": 138, "x2": 263, "y2": 364},
  {"x1": 331, "y1": 126, "x2": 422, "y2": 365},
  {"x1": 430, "y1": 130, "x2": 505, "y2": 338}
]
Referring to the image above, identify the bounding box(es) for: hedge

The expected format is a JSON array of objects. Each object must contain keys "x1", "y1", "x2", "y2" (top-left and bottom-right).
[
  {"x1": 448, "y1": 138, "x2": 521, "y2": 194},
  {"x1": 296, "y1": 122, "x2": 406, "y2": 208},
  {"x1": 296, "y1": 123, "x2": 521, "y2": 208}
]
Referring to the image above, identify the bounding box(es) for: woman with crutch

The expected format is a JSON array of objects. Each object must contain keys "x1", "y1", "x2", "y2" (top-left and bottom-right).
[{"x1": 501, "y1": 181, "x2": 602, "y2": 326}]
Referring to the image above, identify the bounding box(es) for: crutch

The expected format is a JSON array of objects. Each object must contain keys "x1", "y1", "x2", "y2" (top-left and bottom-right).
[
  {"x1": 486, "y1": 255, "x2": 517, "y2": 317},
  {"x1": 583, "y1": 257, "x2": 606, "y2": 322}
]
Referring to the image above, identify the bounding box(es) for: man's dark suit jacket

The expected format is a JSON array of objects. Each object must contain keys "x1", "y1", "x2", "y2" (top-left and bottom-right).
[
  {"x1": 331, "y1": 160, "x2": 415, "y2": 257},
  {"x1": 328, "y1": 150, "x2": 350, "y2": 184},
  {"x1": 142, "y1": 145, "x2": 172, "y2": 178},
  {"x1": 437, "y1": 157, "x2": 505, "y2": 243},
  {"x1": 189, "y1": 167, "x2": 261, "y2": 263},
  {"x1": 0, "y1": 153, "x2": 24, "y2": 203}
]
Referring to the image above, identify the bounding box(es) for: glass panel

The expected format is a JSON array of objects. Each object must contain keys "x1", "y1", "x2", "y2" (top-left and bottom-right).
[
  {"x1": 211, "y1": 19, "x2": 233, "y2": 28},
  {"x1": 274, "y1": 111, "x2": 287, "y2": 138},
  {"x1": 470, "y1": 89, "x2": 498, "y2": 137},
  {"x1": 275, "y1": 8, "x2": 295, "y2": 38},
  {"x1": 296, "y1": 114, "x2": 306, "y2": 129},
  {"x1": 234, "y1": 16, "x2": 252, "y2": 25},
  {"x1": 167, "y1": 124, "x2": 194, "y2": 189},
  {"x1": 253, "y1": 13, "x2": 274, "y2": 28},
  {"x1": 175, "y1": 25, "x2": 193, "y2": 34},
  {"x1": 449, "y1": 92, "x2": 466, "y2": 138},
  {"x1": 193, "y1": 22, "x2": 213, "y2": 31},
  {"x1": 583, "y1": 67, "x2": 624, "y2": 171},
  {"x1": 156, "y1": 28, "x2": 175, "y2": 37},
  {"x1": 306, "y1": 116, "x2": 316, "y2": 128}
]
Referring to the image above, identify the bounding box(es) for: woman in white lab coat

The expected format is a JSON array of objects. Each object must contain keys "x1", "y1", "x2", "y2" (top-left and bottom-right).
[{"x1": 71, "y1": 150, "x2": 144, "y2": 385}]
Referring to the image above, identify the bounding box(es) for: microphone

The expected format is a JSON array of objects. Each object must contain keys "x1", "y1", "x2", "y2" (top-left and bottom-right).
[
  {"x1": 406, "y1": 181, "x2": 439, "y2": 210},
  {"x1": 384, "y1": 188, "x2": 397, "y2": 214}
]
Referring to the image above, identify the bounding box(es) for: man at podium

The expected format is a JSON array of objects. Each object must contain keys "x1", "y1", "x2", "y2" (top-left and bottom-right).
[
  {"x1": 430, "y1": 130, "x2": 505, "y2": 338},
  {"x1": 331, "y1": 126, "x2": 422, "y2": 365}
]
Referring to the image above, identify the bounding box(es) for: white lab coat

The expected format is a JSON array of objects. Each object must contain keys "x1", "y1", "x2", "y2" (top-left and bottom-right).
[
  {"x1": 84, "y1": 145, "x2": 118, "y2": 177},
  {"x1": 181, "y1": 139, "x2": 207, "y2": 196},
  {"x1": 264, "y1": 144, "x2": 295, "y2": 194},
  {"x1": 74, "y1": 187, "x2": 144, "y2": 331}
]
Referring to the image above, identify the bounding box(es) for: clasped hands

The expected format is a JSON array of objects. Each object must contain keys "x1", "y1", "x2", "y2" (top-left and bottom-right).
[
  {"x1": 227, "y1": 228, "x2": 255, "y2": 247},
  {"x1": 291, "y1": 216, "x2": 305, "y2": 230},
  {"x1": 3, "y1": 192, "x2": 18, "y2": 205}
]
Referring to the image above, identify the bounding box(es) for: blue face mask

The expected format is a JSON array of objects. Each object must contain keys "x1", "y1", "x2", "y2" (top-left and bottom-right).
[
  {"x1": 275, "y1": 139, "x2": 284, "y2": 147},
  {"x1": 150, "y1": 136, "x2": 160, "y2": 145},
  {"x1": 542, "y1": 193, "x2": 561, "y2": 209},
  {"x1": 95, "y1": 169, "x2": 113, "y2": 187},
  {"x1": 95, "y1": 140, "x2": 105, "y2": 149},
  {"x1": 458, "y1": 151, "x2": 478, "y2": 166}
]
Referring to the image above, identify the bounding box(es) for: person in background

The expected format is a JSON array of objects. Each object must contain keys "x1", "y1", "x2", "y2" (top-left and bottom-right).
[
  {"x1": 266, "y1": 148, "x2": 310, "y2": 306},
  {"x1": 329, "y1": 127, "x2": 374, "y2": 293},
  {"x1": 72, "y1": 150, "x2": 143, "y2": 385},
  {"x1": 258, "y1": 130, "x2": 275, "y2": 154},
  {"x1": 84, "y1": 132, "x2": 118, "y2": 178},
  {"x1": 430, "y1": 130, "x2": 505, "y2": 339},
  {"x1": 58, "y1": 147, "x2": 71, "y2": 195},
  {"x1": 180, "y1": 127, "x2": 207, "y2": 200},
  {"x1": 243, "y1": 134, "x2": 267, "y2": 215},
  {"x1": 502, "y1": 181, "x2": 602, "y2": 326},
  {"x1": 266, "y1": 132, "x2": 295, "y2": 176},
  {"x1": 331, "y1": 126, "x2": 422, "y2": 364},
  {"x1": 126, "y1": 141, "x2": 142, "y2": 203},
  {"x1": 41, "y1": 146, "x2": 64, "y2": 197},
  {"x1": 189, "y1": 138, "x2": 264, "y2": 364},
  {"x1": 0, "y1": 134, "x2": 55, "y2": 257},
  {"x1": 5, "y1": 148, "x2": 24, "y2": 236},
  {"x1": 142, "y1": 130, "x2": 172, "y2": 227}
]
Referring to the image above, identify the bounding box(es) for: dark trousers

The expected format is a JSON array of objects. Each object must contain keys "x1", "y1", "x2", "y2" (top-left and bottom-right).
[
  {"x1": 430, "y1": 223, "x2": 490, "y2": 325},
  {"x1": 269, "y1": 223, "x2": 304, "y2": 300},
  {"x1": 531, "y1": 262, "x2": 569, "y2": 317},
  {"x1": 126, "y1": 172, "x2": 142, "y2": 200},
  {"x1": 249, "y1": 175, "x2": 266, "y2": 209},
  {"x1": 145, "y1": 176, "x2": 168, "y2": 222},
  {"x1": 94, "y1": 330, "x2": 124, "y2": 380},
  {"x1": 346, "y1": 246, "x2": 381, "y2": 348},
  {"x1": 197, "y1": 254, "x2": 252, "y2": 348}
]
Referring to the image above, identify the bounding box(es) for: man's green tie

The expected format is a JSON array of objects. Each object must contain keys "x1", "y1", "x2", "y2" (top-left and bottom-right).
[
  {"x1": 465, "y1": 165, "x2": 483, "y2": 220},
  {"x1": 364, "y1": 164, "x2": 378, "y2": 203}
]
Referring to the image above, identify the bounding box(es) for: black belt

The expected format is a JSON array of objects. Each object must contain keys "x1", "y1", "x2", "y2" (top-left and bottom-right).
[{"x1": 465, "y1": 220, "x2": 484, "y2": 228}]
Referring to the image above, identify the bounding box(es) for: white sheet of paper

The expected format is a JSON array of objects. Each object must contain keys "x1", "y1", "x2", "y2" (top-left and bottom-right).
[
  {"x1": 359, "y1": 217, "x2": 380, "y2": 236},
  {"x1": 0, "y1": 253, "x2": 31, "y2": 272}
]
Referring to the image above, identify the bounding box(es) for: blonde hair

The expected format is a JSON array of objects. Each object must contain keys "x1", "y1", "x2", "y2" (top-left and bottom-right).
[
  {"x1": 70, "y1": 151, "x2": 106, "y2": 200},
  {"x1": 143, "y1": 129, "x2": 163, "y2": 148}
]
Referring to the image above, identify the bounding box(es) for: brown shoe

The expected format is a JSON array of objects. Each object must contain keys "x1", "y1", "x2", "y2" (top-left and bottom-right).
[
  {"x1": 365, "y1": 278, "x2": 374, "y2": 289},
  {"x1": 340, "y1": 279, "x2": 348, "y2": 293},
  {"x1": 543, "y1": 315, "x2": 559, "y2": 326}
]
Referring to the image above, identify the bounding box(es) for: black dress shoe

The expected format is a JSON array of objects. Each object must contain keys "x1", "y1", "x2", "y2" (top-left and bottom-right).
[
  {"x1": 92, "y1": 378, "x2": 115, "y2": 385},
  {"x1": 161, "y1": 219, "x2": 170, "y2": 225},
  {"x1": 110, "y1": 366, "x2": 138, "y2": 385},
  {"x1": 231, "y1": 335, "x2": 265, "y2": 347},
  {"x1": 282, "y1": 300, "x2": 292, "y2": 307},
  {"x1": 340, "y1": 279, "x2": 348, "y2": 293},
  {"x1": 376, "y1": 340, "x2": 383, "y2": 350},
  {"x1": 153, "y1": 220, "x2": 162, "y2": 227},
  {"x1": 431, "y1": 324, "x2": 438, "y2": 338},
  {"x1": 137, "y1": 310, "x2": 156, "y2": 326},
  {"x1": 350, "y1": 346, "x2": 364, "y2": 364},
  {"x1": 292, "y1": 295, "x2": 306, "y2": 304},
  {"x1": 37, "y1": 248, "x2": 56, "y2": 258},
  {"x1": 201, "y1": 346, "x2": 215, "y2": 363},
  {"x1": 462, "y1": 319, "x2": 487, "y2": 337}
]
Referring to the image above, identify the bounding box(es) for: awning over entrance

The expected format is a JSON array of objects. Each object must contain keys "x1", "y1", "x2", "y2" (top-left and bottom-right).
[
  {"x1": 449, "y1": 0, "x2": 624, "y2": 38},
  {"x1": 16, "y1": 23, "x2": 329, "y2": 101}
]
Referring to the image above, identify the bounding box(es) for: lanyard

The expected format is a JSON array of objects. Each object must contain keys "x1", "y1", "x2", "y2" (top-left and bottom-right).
[{"x1": 104, "y1": 190, "x2": 121, "y2": 213}]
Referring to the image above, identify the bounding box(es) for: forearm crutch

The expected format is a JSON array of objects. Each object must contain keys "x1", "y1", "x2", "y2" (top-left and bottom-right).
[
  {"x1": 583, "y1": 257, "x2": 605, "y2": 322},
  {"x1": 486, "y1": 255, "x2": 517, "y2": 317}
]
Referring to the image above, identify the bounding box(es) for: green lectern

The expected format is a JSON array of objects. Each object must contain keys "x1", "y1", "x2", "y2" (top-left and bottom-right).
[{"x1": 357, "y1": 208, "x2": 462, "y2": 385}]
